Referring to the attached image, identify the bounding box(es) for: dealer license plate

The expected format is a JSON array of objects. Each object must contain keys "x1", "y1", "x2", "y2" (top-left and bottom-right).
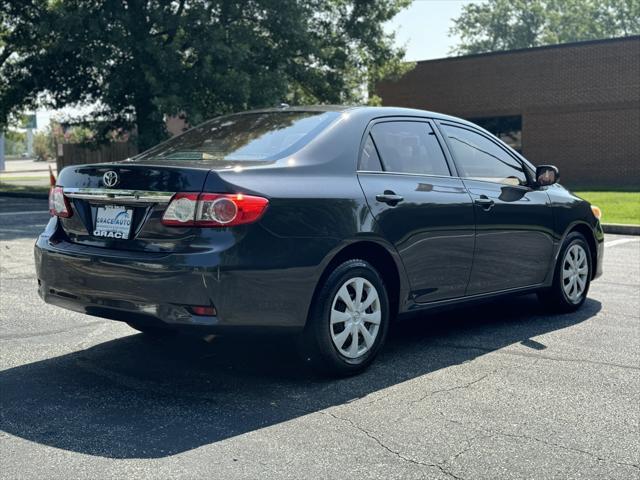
[{"x1": 94, "y1": 205, "x2": 133, "y2": 239}]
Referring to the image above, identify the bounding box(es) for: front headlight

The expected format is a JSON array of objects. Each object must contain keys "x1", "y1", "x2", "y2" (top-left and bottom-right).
[{"x1": 591, "y1": 205, "x2": 602, "y2": 221}]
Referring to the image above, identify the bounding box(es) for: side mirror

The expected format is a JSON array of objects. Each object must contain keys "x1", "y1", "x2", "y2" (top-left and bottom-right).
[{"x1": 536, "y1": 165, "x2": 559, "y2": 187}]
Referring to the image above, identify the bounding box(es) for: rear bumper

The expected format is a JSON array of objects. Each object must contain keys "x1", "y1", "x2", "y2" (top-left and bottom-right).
[
  {"x1": 34, "y1": 222, "x2": 313, "y2": 331},
  {"x1": 36, "y1": 237, "x2": 224, "y2": 329}
]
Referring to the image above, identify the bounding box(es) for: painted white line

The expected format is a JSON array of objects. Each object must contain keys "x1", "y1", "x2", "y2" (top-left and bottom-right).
[
  {"x1": 0, "y1": 210, "x2": 48, "y2": 217},
  {"x1": 604, "y1": 238, "x2": 640, "y2": 248},
  {"x1": 0, "y1": 227, "x2": 43, "y2": 233}
]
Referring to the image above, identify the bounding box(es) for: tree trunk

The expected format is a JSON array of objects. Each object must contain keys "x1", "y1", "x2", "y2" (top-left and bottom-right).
[
  {"x1": 134, "y1": 94, "x2": 167, "y2": 152},
  {"x1": 124, "y1": 0, "x2": 168, "y2": 152}
]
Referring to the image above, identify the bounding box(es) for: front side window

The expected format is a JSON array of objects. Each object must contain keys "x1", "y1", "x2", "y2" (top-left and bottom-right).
[
  {"x1": 370, "y1": 121, "x2": 450, "y2": 176},
  {"x1": 135, "y1": 111, "x2": 340, "y2": 164},
  {"x1": 441, "y1": 124, "x2": 527, "y2": 186}
]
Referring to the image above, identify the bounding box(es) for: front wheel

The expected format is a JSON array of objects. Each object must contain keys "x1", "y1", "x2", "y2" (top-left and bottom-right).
[
  {"x1": 300, "y1": 259, "x2": 390, "y2": 376},
  {"x1": 538, "y1": 232, "x2": 591, "y2": 312}
]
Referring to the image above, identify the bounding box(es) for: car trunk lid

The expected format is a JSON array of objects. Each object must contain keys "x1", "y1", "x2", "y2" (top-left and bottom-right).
[{"x1": 55, "y1": 163, "x2": 228, "y2": 252}]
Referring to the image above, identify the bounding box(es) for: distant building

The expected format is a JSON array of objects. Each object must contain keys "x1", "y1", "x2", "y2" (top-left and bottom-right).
[{"x1": 376, "y1": 36, "x2": 640, "y2": 188}]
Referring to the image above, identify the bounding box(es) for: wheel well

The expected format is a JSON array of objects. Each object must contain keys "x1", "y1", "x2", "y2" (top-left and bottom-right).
[
  {"x1": 316, "y1": 241, "x2": 401, "y2": 318},
  {"x1": 568, "y1": 223, "x2": 598, "y2": 279}
]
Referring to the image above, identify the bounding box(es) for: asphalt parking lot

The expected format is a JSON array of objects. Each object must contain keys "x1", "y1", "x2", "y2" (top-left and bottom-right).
[{"x1": 1, "y1": 196, "x2": 638, "y2": 480}]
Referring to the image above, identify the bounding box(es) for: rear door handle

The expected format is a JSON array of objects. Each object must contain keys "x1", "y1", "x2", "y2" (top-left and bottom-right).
[
  {"x1": 376, "y1": 191, "x2": 404, "y2": 206},
  {"x1": 474, "y1": 196, "x2": 495, "y2": 210}
]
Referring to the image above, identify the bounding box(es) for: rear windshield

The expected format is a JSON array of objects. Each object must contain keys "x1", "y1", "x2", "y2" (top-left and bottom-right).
[{"x1": 135, "y1": 111, "x2": 340, "y2": 163}]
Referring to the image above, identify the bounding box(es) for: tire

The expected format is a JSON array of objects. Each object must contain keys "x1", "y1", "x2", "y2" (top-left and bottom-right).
[
  {"x1": 126, "y1": 322, "x2": 176, "y2": 337},
  {"x1": 538, "y1": 232, "x2": 592, "y2": 313},
  {"x1": 299, "y1": 259, "x2": 390, "y2": 376}
]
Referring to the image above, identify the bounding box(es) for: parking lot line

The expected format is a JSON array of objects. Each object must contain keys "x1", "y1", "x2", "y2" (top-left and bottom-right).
[
  {"x1": 0, "y1": 210, "x2": 48, "y2": 216},
  {"x1": 604, "y1": 238, "x2": 639, "y2": 248}
]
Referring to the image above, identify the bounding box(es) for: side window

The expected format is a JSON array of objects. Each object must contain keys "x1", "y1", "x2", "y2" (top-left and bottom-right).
[
  {"x1": 359, "y1": 134, "x2": 383, "y2": 171},
  {"x1": 370, "y1": 121, "x2": 450, "y2": 176},
  {"x1": 441, "y1": 124, "x2": 527, "y2": 186}
]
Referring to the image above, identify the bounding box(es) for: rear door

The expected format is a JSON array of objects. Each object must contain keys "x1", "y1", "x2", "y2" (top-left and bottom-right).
[
  {"x1": 437, "y1": 121, "x2": 554, "y2": 294},
  {"x1": 357, "y1": 118, "x2": 475, "y2": 303}
]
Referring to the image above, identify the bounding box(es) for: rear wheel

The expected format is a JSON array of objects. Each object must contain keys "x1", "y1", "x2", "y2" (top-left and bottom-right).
[
  {"x1": 300, "y1": 259, "x2": 390, "y2": 376},
  {"x1": 538, "y1": 232, "x2": 591, "y2": 312}
]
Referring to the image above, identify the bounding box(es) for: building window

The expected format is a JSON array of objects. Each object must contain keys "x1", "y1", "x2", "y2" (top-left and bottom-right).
[{"x1": 467, "y1": 115, "x2": 522, "y2": 152}]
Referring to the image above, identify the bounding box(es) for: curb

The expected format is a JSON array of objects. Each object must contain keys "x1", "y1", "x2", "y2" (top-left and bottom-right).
[
  {"x1": 0, "y1": 191, "x2": 49, "y2": 200},
  {"x1": 603, "y1": 223, "x2": 640, "y2": 235}
]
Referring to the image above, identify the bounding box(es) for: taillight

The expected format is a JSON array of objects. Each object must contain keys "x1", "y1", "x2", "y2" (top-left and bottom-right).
[
  {"x1": 49, "y1": 186, "x2": 72, "y2": 218},
  {"x1": 190, "y1": 306, "x2": 217, "y2": 316},
  {"x1": 162, "y1": 193, "x2": 268, "y2": 227}
]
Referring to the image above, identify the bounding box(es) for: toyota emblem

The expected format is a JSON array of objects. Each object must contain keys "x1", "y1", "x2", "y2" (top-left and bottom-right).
[{"x1": 102, "y1": 170, "x2": 119, "y2": 188}]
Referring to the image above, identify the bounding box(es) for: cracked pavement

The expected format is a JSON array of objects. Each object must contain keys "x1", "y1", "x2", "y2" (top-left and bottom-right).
[{"x1": 1, "y1": 197, "x2": 639, "y2": 479}]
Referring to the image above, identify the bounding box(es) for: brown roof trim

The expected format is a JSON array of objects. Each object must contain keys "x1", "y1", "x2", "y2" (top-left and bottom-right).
[{"x1": 415, "y1": 35, "x2": 640, "y2": 65}]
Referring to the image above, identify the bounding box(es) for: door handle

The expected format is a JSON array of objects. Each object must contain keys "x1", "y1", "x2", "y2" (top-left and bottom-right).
[
  {"x1": 376, "y1": 191, "x2": 404, "y2": 206},
  {"x1": 474, "y1": 196, "x2": 495, "y2": 210}
]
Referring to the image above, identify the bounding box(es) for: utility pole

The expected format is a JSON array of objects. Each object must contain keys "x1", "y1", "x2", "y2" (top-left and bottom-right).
[
  {"x1": 0, "y1": 130, "x2": 5, "y2": 172},
  {"x1": 25, "y1": 114, "x2": 37, "y2": 158},
  {"x1": 26, "y1": 128, "x2": 33, "y2": 157}
]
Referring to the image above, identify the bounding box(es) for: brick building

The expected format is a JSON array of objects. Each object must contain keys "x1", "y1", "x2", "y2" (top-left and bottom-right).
[{"x1": 376, "y1": 36, "x2": 640, "y2": 188}]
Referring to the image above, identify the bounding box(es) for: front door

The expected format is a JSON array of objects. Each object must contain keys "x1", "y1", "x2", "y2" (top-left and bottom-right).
[
  {"x1": 357, "y1": 119, "x2": 475, "y2": 303},
  {"x1": 438, "y1": 122, "x2": 555, "y2": 295}
]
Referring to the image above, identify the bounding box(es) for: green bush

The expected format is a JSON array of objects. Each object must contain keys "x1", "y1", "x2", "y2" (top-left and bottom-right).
[{"x1": 33, "y1": 129, "x2": 55, "y2": 161}]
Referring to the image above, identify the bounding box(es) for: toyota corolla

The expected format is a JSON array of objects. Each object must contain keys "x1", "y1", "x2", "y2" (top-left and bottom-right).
[{"x1": 35, "y1": 106, "x2": 604, "y2": 375}]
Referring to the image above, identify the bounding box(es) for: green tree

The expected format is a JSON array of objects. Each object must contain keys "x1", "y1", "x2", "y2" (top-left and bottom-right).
[
  {"x1": 0, "y1": 0, "x2": 411, "y2": 150},
  {"x1": 450, "y1": 0, "x2": 640, "y2": 55},
  {"x1": 4, "y1": 129, "x2": 26, "y2": 155}
]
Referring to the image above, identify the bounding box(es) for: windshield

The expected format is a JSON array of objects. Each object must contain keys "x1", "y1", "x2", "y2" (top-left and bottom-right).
[{"x1": 135, "y1": 111, "x2": 340, "y2": 164}]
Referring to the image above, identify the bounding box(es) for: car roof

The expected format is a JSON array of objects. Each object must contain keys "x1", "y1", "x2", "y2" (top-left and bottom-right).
[
  {"x1": 240, "y1": 105, "x2": 479, "y2": 128},
  {"x1": 347, "y1": 106, "x2": 480, "y2": 126}
]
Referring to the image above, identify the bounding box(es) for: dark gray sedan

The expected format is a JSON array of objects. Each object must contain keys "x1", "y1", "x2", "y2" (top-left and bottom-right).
[{"x1": 36, "y1": 106, "x2": 604, "y2": 375}]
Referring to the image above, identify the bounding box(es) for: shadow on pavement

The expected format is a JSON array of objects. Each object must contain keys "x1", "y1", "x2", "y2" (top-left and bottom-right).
[{"x1": 0, "y1": 295, "x2": 601, "y2": 459}]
